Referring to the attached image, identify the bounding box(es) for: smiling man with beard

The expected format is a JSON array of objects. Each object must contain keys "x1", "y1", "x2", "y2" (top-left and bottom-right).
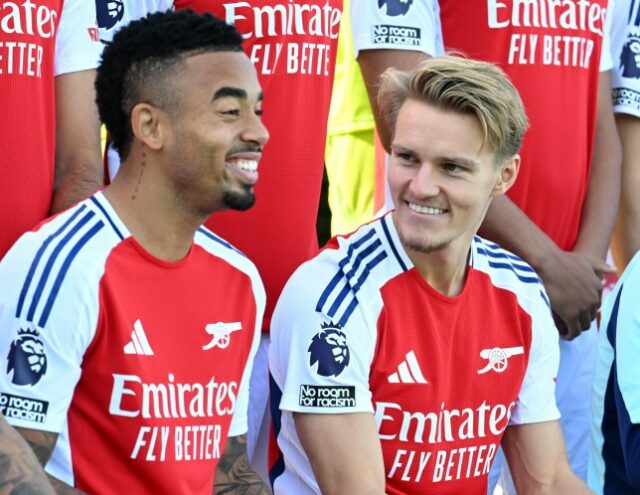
[
  {"x1": 268, "y1": 56, "x2": 589, "y2": 495},
  {"x1": 0, "y1": 10, "x2": 269, "y2": 495}
]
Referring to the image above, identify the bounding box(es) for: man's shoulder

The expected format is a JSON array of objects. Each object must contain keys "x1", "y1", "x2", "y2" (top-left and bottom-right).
[
  {"x1": 194, "y1": 226, "x2": 263, "y2": 288},
  {"x1": 295, "y1": 215, "x2": 405, "y2": 285},
  {"x1": 0, "y1": 194, "x2": 128, "y2": 306},
  {"x1": 275, "y1": 215, "x2": 409, "y2": 325},
  {"x1": 2, "y1": 196, "x2": 122, "y2": 269},
  {"x1": 0, "y1": 195, "x2": 125, "y2": 321},
  {"x1": 471, "y1": 235, "x2": 550, "y2": 309},
  {"x1": 472, "y1": 236, "x2": 539, "y2": 279}
]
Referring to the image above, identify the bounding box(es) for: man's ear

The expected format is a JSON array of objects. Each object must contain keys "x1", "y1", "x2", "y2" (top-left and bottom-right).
[
  {"x1": 492, "y1": 154, "x2": 520, "y2": 197},
  {"x1": 130, "y1": 103, "x2": 169, "y2": 151}
]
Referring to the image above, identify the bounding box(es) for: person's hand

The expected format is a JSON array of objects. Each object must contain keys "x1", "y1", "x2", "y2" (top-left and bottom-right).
[{"x1": 537, "y1": 249, "x2": 614, "y2": 340}]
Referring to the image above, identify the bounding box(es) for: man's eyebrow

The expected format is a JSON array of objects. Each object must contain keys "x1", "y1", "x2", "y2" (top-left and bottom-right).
[
  {"x1": 212, "y1": 87, "x2": 247, "y2": 101},
  {"x1": 441, "y1": 155, "x2": 481, "y2": 168},
  {"x1": 212, "y1": 87, "x2": 264, "y2": 103},
  {"x1": 392, "y1": 144, "x2": 481, "y2": 168},
  {"x1": 390, "y1": 144, "x2": 415, "y2": 155}
]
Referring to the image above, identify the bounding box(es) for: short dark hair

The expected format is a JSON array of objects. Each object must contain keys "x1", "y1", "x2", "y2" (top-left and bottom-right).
[{"x1": 95, "y1": 9, "x2": 244, "y2": 160}]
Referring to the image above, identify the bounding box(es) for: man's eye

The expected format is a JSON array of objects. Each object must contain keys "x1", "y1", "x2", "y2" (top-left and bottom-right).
[
  {"x1": 395, "y1": 152, "x2": 416, "y2": 163},
  {"x1": 444, "y1": 162, "x2": 465, "y2": 173},
  {"x1": 255, "y1": 109, "x2": 263, "y2": 117},
  {"x1": 221, "y1": 109, "x2": 240, "y2": 116}
]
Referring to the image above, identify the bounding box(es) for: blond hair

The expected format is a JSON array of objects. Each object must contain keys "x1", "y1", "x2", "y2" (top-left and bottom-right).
[{"x1": 378, "y1": 55, "x2": 528, "y2": 164}]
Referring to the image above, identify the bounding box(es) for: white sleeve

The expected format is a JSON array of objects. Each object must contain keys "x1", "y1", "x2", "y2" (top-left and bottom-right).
[
  {"x1": 609, "y1": 0, "x2": 640, "y2": 116},
  {"x1": 270, "y1": 259, "x2": 376, "y2": 415},
  {"x1": 509, "y1": 296, "x2": 561, "y2": 425},
  {"x1": 0, "y1": 222, "x2": 101, "y2": 433},
  {"x1": 228, "y1": 267, "x2": 266, "y2": 436},
  {"x1": 350, "y1": 0, "x2": 443, "y2": 58},
  {"x1": 54, "y1": 0, "x2": 102, "y2": 76},
  {"x1": 600, "y1": 0, "x2": 614, "y2": 71}
]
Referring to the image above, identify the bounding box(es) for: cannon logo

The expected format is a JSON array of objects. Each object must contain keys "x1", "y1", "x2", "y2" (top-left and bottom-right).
[
  {"x1": 308, "y1": 322, "x2": 350, "y2": 377},
  {"x1": 6, "y1": 328, "x2": 47, "y2": 386},
  {"x1": 203, "y1": 322, "x2": 242, "y2": 350},
  {"x1": 476, "y1": 347, "x2": 524, "y2": 374}
]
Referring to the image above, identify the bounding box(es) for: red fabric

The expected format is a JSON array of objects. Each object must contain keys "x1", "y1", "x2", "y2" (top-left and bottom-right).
[
  {"x1": 439, "y1": 0, "x2": 607, "y2": 250},
  {"x1": 68, "y1": 240, "x2": 257, "y2": 495},
  {"x1": 374, "y1": 268, "x2": 533, "y2": 494},
  {"x1": 0, "y1": 0, "x2": 63, "y2": 258},
  {"x1": 174, "y1": 0, "x2": 343, "y2": 329}
]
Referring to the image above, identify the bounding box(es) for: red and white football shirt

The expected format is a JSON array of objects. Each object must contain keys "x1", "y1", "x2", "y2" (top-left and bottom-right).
[
  {"x1": 269, "y1": 213, "x2": 560, "y2": 494},
  {"x1": 0, "y1": 0, "x2": 101, "y2": 259},
  {"x1": 100, "y1": 1, "x2": 441, "y2": 329},
  {"x1": 0, "y1": 192, "x2": 264, "y2": 494},
  {"x1": 438, "y1": 0, "x2": 612, "y2": 250},
  {"x1": 98, "y1": 0, "x2": 343, "y2": 329}
]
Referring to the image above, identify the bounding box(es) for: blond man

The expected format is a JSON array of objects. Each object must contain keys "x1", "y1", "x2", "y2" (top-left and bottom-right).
[{"x1": 268, "y1": 56, "x2": 589, "y2": 495}]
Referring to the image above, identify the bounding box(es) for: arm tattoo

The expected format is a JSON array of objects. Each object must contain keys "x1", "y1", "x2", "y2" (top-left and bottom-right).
[
  {"x1": 46, "y1": 476, "x2": 86, "y2": 495},
  {"x1": 14, "y1": 427, "x2": 85, "y2": 494},
  {"x1": 214, "y1": 435, "x2": 271, "y2": 495},
  {"x1": 0, "y1": 418, "x2": 54, "y2": 494},
  {"x1": 15, "y1": 429, "x2": 57, "y2": 467}
]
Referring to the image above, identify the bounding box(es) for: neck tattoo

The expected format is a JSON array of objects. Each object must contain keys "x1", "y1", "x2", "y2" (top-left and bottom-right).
[{"x1": 131, "y1": 149, "x2": 147, "y2": 201}]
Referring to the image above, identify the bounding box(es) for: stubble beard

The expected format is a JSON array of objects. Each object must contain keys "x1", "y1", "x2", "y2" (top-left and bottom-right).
[
  {"x1": 222, "y1": 186, "x2": 255, "y2": 211},
  {"x1": 395, "y1": 214, "x2": 453, "y2": 255},
  {"x1": 402, "y1": 235, "x2": 451, "y2": 255}
]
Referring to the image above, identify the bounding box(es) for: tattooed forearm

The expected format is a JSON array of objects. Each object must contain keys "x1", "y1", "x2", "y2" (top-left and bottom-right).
[
  {"x1": 213, "y1": 435, "x2": 271, "y2": 495},
  {"x1": 0, "y1": 416, "x2": 54, "y2": 495},
  {"x1": 12, "y1": 426, "x2": 85, "y2": 494},
  {"x1": 46, "y1": 475, "x2": 86, "y2": 495},
  {"x1": 15, "y1": 428, "x2": 57, "y2": 467}
]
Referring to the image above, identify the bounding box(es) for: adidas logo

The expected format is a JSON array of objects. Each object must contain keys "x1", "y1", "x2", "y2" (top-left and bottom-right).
[
  {"x1": 123, "y1": 319, "x2": 154, "y2": 356},
  {"x1": 388, "y1": 350, "x2": 427, "y2": 384}
]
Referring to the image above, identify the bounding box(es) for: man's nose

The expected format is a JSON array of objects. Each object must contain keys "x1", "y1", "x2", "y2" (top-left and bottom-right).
[
  {"x1": 242, "y1": 113, "x2": 269, "y2": 147},
  {"x1": 409, "y1": 163, "x2": 440, "y2": 197}
]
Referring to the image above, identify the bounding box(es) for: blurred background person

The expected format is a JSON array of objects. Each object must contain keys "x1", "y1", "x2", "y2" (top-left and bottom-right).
[
  {"x1": 610, "y1": 0, "x2": 640, "y2": 272},
  {"x1": 589, "y1": 250, "x2": 640, "y2": 494},
  {"x1": 0, "y1": 0, "x2": 102, "y2": 260}
]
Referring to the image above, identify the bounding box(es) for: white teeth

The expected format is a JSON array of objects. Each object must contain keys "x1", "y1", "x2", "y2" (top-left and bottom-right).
[
  {"x1": 408, "y1": 202, "x2": 446, "y2": 215},
  {"x1": 231, "y1": 159, "x2": 258, "y2": 172}
]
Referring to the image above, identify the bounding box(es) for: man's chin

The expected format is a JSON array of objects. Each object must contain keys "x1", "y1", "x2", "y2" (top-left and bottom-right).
[
  {"x1": 222, "y1": 190, "x2": 255, "y2": 211},
  {"x1": 398, "y1": 231, "x2": 450, "y2": 255},
  {"x1": 405, "y1": 241, "x2": 449, "y2": 255}
]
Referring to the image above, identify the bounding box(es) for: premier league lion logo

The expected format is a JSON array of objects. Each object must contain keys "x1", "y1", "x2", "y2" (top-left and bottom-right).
[
  {"x1": 378, "y1": 0, "x2": 413, "y2": 17},
  {"x1": 7, "y1": 328, "x2": 47, "y2": 386},
  {"x1": 621, "y1": 34, "x2": 640, "y2": 79},
  {"x1": 308, "y1": 322, "x2": 350, "y2": 377},
  {"x1": 96, "y1": 0, "x2": 124, "y2": 30}
]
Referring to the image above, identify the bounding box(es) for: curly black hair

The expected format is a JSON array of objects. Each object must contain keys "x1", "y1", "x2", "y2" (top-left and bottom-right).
[{"x1": 95, "y1": 9, "x2": 243, "y2": 160}]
